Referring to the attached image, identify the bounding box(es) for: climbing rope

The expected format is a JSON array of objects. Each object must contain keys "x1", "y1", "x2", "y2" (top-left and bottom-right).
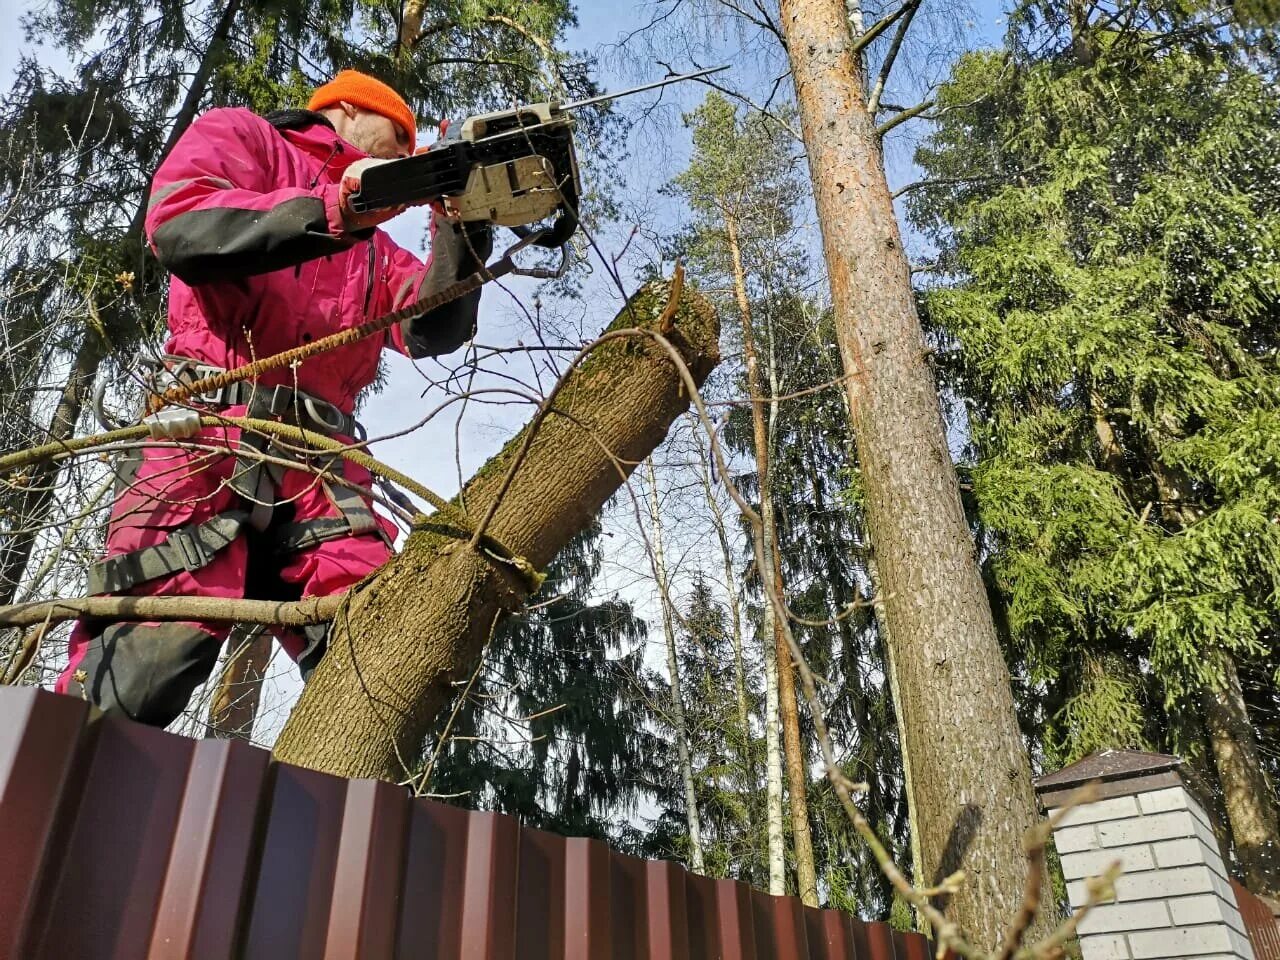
[{"x1": 147, "y1": 255, "x2": 517, "y2": 413}]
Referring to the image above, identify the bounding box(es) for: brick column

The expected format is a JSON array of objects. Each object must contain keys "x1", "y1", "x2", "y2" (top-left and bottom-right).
[{"x1": 1035, "y1": 749, "x2": 1255, "y2": 960}]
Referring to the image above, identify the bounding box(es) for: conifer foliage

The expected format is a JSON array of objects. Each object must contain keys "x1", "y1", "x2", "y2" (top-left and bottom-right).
[{"x1": 910, "y1": 0, "x2": 1280, "y2": 893}]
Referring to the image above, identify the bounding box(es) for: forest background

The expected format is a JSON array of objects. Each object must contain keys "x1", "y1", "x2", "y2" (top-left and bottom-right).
[{"x1": 1, "y1": 0, "x2": 1276, "y2": 941}]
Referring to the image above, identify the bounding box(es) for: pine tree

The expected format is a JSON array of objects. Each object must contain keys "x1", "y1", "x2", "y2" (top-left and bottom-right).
[
  {"x1": 668, "y1": 93, "x2": 912, "y2": 915},
  {"x1": 910, "y1": 10, "x2": 1280, "y2": 893},
  {"x1": 669, "y1": 91, "x2": 820, "y2": 902}
]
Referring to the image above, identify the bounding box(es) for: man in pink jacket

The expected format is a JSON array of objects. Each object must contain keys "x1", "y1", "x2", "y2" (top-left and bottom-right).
[{"x1": 56, "y1": 70, "x2": 491, "y2": 727}]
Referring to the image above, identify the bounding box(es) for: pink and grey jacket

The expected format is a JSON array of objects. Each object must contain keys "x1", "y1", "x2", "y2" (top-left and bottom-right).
[{"x1": 145, "y1": 106, "x2": 480, "y2": 414}]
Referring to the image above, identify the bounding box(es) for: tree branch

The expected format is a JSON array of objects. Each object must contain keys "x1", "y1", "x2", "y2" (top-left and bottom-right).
[
  {"x1": 0, "y1": 593, "x2": 344, "y2": 630},
  {"x1": 876, "y1": 99, "x2": 934, "y2": 137},
  {"x1": 850, "y1": 0, "x2": 914, "y2": 58},
  {"x1": 867, "y1": 0, "x2": 921, "y2": 115}
]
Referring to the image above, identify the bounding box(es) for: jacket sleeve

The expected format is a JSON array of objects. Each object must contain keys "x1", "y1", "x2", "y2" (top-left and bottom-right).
[
  {"x1": 386, "y1": 211, "x2": 493, "y2": 359},
  {"x1": 145, "y1": 108, "x2": 359, "y2": 285}
]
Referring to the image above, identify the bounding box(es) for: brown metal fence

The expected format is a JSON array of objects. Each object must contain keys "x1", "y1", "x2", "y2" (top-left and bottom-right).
[
  {"x1": 1233, "y1": 879, "x2": 1280, "y2": 960},
  {"x1": 0, "y1": 686, "x2": 934, "y2": 959}
]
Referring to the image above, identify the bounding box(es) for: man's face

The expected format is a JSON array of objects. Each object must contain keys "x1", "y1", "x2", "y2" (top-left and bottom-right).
[{"x1": 347, "y1": 107, "x2": 412, "y2": 160}]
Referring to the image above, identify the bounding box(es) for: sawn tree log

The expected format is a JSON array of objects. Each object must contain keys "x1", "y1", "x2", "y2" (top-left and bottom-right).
[{"x1": 273, "y1": 280, "x2": 720, "y2": 782}]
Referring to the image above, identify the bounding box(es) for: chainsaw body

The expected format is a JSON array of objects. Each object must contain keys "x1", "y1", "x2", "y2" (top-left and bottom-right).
[{"x1": 346, "y1": 102, "x2": 581, "y2": 249}]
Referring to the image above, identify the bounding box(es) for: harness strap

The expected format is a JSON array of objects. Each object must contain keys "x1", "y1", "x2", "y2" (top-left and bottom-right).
[
  {"x1": 317, "y1": 453, "x2": 383, "y2": 540},
  {"x1": 87, "y1": 510, "x2": 251, "y2": 595},
  {"x1": 272, "y1": 517, "x2": 355, "y2": 554},
  {"x1": 94, "y1": 362, "x2": 392, "y2": 594}
]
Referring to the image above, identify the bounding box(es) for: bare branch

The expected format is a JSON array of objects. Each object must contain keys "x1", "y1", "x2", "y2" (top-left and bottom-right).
[
  {"x1": 867, "y1": 0, "x2": 922, "y2": 115},
  {"x1": 876, "y1": 99, "x2": 935, "y2": 137}
]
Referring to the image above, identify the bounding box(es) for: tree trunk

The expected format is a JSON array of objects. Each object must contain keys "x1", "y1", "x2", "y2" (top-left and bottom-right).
[
  {"x1": 1089, "y1": 388, "x2": 1126, "y2": 477},
  {"x1": 272, "y1": 281, "x2": 719, "y2": 781},
  {"x1": 694, "y1": 444, "x2": 754, "y2": 784},
  {"x1": 645, "y1": 458, "x2": 707, "y2": 874},
  {"x1": 761, "y1": 603, "x2": 788, "y2": 894},
  {"x1": 206, "y1": 626, "x2": 273, "y2": 740},
  {"x1": 777, "y1": 0, "x2": 1050, "y2": 945},
  {"x1": 726, "y1": 213, "x2": 820, "y2": 905},
  {"x1": 1205, "y1": 654, "x2": 1280, "y2": 895}
]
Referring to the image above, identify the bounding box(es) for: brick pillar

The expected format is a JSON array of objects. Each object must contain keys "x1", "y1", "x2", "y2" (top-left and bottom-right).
[{"x1": 1035, "y1": 749, "x2": 1256, "y2": 960}]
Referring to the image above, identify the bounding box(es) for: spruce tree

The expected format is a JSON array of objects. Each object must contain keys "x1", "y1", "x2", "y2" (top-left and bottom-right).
[
  {"x1": 910, "y1": 10, "x2": 1280, "y2": 893},
  {"x1": 423, "y1": 520, "x2": 670, "y2": 844}
]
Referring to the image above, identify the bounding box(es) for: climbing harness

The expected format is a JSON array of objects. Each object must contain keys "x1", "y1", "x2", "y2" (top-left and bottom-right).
[{"x1": 83, "y1": 232, "x2": 563, "y2": 597}]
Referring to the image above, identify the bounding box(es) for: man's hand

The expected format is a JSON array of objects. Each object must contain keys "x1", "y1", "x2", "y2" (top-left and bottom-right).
[{"x1": 339, "y1": 165, "x2": 407, "y2": 233}]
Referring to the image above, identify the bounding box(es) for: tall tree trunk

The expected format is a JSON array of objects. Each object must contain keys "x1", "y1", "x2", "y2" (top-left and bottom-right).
[
  {"x1": 694, "y1": 445, "x2": 754, "y2": 781},
  {"x1": 723, "y1": 212, "x2": 786, "y2": 897},
  {"x1": 1202, "y1": 653, "x2": 1280, "y2": 896},
  {"x1": 645, "y1": 458, "x2": 707, "y2": 874},
  {"x1": 726, "y1": 213, "x2": 820, "y2": 905},
  {"x1": 0, "y1": 0, "x2": 243, "y2": 608},
  {"x1": 761, "y1": 603, "x2": 788, "y2": 894},
  {"x1": 273, "y1": 281, "x2": 719, "y2": 780},
  {"x1": 206, "y1": 626, "x2": 273, "y2": 740},
  {"x1": 776, "y1": 0, "x2": 1050, "y2": 945}
]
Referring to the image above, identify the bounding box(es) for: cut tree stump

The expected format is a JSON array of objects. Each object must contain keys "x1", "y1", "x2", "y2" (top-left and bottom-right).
[{"x1": 273, "y1": 279, "x2": 719, "y2": 782}]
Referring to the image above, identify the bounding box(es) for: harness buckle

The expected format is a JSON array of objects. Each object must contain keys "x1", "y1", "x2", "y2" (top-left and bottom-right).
[
  {"x1": 303, "y1": 396, "x2": 347, "y2": 434},
  {"x1": 166, "y1": 526, "x2": 210, "y2": 572},
  {"x1": 263, "y1": 384, "x2": 296, "y2": 418}
]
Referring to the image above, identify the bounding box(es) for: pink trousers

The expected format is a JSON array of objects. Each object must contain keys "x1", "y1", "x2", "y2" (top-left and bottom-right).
[{"x1": 56, "y1": 416, "x2": 395, "y2": 726}]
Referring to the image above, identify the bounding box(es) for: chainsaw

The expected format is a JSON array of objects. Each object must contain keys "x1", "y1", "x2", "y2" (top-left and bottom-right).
[{"x1": 344, "y1": 66, "x2": 728, "y2": 250}]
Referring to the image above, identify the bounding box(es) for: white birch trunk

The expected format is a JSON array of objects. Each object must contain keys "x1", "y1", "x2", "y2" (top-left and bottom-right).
[
  {"x1": 762, "y1": 606, "x2": 787, "y2": 894},
  {"x1": 645, "y1": 458, "x2": 707, "y2": 875}
]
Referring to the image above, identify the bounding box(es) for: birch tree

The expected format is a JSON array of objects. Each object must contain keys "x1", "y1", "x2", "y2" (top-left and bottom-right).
[{"x1": 645, "y1": 457, "x2": 707, "y2": 874}]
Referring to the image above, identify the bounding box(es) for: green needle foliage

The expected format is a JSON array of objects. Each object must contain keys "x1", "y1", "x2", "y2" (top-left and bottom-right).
[
  {"x1": 908, "y1": 7, "x2": 1280, "y2": 769},
  {"x1": 425, "y1": 519, "x2": 670, "y2": 843}
]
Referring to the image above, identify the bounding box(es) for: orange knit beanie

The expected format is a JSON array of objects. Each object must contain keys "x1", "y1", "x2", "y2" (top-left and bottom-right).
[{"x1": 308, "y1": 70, "x2": 417, "y2": 152}]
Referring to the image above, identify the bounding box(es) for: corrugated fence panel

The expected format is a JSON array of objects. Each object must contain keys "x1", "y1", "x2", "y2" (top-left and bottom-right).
[
  {"x1": 397, "y1": 796, "x2": 471, "y2": 956},
  {"x1": 0, "y1": 687, "x2": 936, "y2": 959},
  {"x1": 149, "y1": 737, "x2": 270, "y2": 960},
  {"x1": 1234, "y1": 879, "x2": 1280, "y2": 960}
]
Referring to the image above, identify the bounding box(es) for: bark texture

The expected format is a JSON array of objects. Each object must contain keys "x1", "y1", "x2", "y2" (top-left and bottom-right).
[
  {"x1": 273, "y1": 281, "x2": 720, "y2": 781},
  {"x1": 207, "y1": 626, "x2": 272, "y2": 740},
  {"x1": 778, "y1": 0, "x2": 1049, "y2": 945},
  {"x1": 761, "y1": 604, "x2": 788, "y2": 894},
  {"x1": 1205, "y1": 653, "x2": 1280, "y2": 896}
]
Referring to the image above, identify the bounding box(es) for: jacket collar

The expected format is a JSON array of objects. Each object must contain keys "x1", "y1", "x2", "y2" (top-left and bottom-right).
[{"x1": 265, "y1": 109, "x2": 369, "y2": 180}]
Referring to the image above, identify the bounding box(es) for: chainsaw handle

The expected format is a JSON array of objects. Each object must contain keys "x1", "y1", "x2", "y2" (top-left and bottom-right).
[{"x1": 510, "y1": 209, "x2": 576, "y2": 249}]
